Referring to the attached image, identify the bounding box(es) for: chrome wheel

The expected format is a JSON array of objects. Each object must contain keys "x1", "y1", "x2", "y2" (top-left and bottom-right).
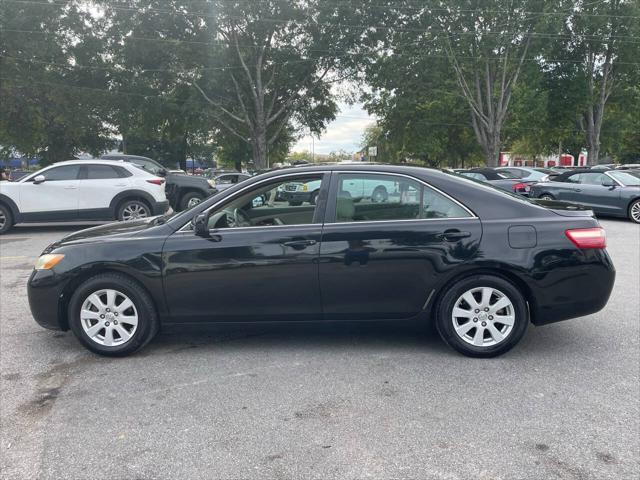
[
  {"x1": 630, "y1": 201, "x2": 640, "y2": 223},
  {"x1": 451, "y1": 287, "x2": 515, "y2": 347},
  {"x1": 80, "y1": 289, "x2": 138, "y2": 346},
  {"x1": 0, "y1": 210, "x2": 6, "y2": 230},
  {"x1": 539, "y1": 194, "x2": 554, "y2": 201},
  {"x1": 187, "y1": 196, "x2": 202, "y2": 208},
  {"x1": 121, "y1": 202, "x2": 149, "y2": 221}
]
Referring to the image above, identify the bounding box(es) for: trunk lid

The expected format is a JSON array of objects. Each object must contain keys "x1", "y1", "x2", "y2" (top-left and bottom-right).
[{"x1": 531, "y1": 199, "x2": 595, "y2": 217}]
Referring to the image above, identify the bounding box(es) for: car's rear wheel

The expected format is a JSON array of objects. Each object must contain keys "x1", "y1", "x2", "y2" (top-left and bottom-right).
[
  {"x1": 628, "y1": 199, "x2": 640, "y2": 224},
  {"x1": 0, "y1": 204, "x2": 13, "y2": 234},
  {"x1": 539, "y1": 193, "x2": 555, "y2": 201},
  {"x1": 180, "y1": 191, "x2": 204, "y2": 211},
  {"x1": 118, "y1": 200, "x2": 151, "y2": 221},
  {"x1": 435, "y1": 275, "x2": 528, "y2": 358},
  {"x1": 68, "y1": 273, "x2": 158, "y2": 356}
]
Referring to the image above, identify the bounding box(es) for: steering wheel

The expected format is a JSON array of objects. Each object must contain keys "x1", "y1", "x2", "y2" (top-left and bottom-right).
[{"x1": 224, "y1": 208, "x2": 251, "y2": 228}]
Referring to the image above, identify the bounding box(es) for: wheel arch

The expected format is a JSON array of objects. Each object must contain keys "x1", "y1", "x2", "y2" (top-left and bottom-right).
[
  {"x1": 0, "y1": 194, "x2": 21, "y2": 223},
  {"x1": 59, "y1": 266, "x2": 161, "y2": 331},
  {"x1": 428, "y1": 267, "x2": 537, "y2": 325},
  {"x1": 110, "y1": 190, "x2": 155, "y2": 218}
]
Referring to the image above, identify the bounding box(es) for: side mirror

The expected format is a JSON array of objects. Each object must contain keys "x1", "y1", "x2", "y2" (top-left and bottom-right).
[
  {"x1": 157, "y1": 169, "x2": 167, "y2": 177},
  {"x1": 33, "y1": 175, "x2": 46, "y2": 184},
  {"x1": 602, "y1": 179, "x2": 616, "y2": 188},
  {"x1": 192, "y1": 213, "x2": 210, "y2": 237}
]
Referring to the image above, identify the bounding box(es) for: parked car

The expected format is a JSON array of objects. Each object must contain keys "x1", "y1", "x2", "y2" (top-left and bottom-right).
[
  {"x1": 0, "y1": 160, "x2": 168, "y2": 234},
  {"x1": 458, "y1": 168, "x2": 533, "y2": 195},
  {"x1": 100, "y1": 154, "x2": 215, "y2": 211},
  {"x1": 495, "y1": 167, "x2": 555, "y2": 183},
  {"x1": 615, "y1": 164, "x2": 640, "y2": 170},
  {"x1": 28, "y1": 164, "x2": 614, "y2": 358},
  {"x1": 207, "y1": 172, "x2": 252, "y2": 193},
  {"x1": 530, "y1": 169, "x2": 640, "y2": 223}
]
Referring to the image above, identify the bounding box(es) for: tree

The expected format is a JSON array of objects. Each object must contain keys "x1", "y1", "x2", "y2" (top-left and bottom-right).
[
  {"x1": 432, "y1": 0, "x2": 545, "y2": 166},
  {"x1": 0, "y1": 1, "x2": 112, "y2": 163},
  {"x1": 544, "y1": 0, "x2": 638, "y2": 165},
  {"x1": 191, "y1": 0, "x2": 364, "y2": 169}
]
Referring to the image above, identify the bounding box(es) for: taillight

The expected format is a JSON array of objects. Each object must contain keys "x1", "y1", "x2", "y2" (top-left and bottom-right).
[
  {"x1": 565, "y1": 227, "x2": 606, "y2": 249},
  {"x1": 512, "y1": 182, "x2": 530, "y2": 192},
  {"x1": 146, "y1": 178, "x2": 165, "y2": 186}
]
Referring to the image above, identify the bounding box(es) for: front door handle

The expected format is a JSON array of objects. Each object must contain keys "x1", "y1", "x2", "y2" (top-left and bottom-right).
[
  {"x1": 64, "y1": 186, "x2": 78, "y2": 190},
  {"x1": 574, "y1": 188, "x2": 582, "y2": 192},
  {"x1": 438, "y1": 230, "x2": 471, "y2": 242},
  {"x1": 283, "y1": 239, "x2": 317, "y2": 249}
]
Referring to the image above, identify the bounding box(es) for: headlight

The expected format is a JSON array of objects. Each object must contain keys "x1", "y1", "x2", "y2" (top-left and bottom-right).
[
  {"x1": 302, "y1": 184, "x2": 308, "y2": 192},
  {"x1": 34, "y1": 254, "x2": 65, "y2": 270},
  {"x1": 207, "y1": 179, "x2": 216, "y2": 187}
]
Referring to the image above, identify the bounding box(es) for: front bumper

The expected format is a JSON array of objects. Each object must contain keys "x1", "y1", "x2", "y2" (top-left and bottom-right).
[
  {"x1": 153, "y1": 200, "x2": 170, "y2": 215},
  {"x1": 282, "y1": 191, "x2": 312, "y2": 203},
  {"x1": 28, "y1": 269, "x2": 68, "y2": 330}
]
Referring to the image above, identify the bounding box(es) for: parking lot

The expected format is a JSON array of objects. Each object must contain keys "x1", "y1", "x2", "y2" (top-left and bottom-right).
[{"x1": 0, "y1": 219, "x2": 638, "y2": 479}]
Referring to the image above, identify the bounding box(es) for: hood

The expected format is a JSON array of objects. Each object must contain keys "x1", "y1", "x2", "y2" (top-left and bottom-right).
[{"x1": 54, "y1": 217, "x2": 169, "y2": 246}]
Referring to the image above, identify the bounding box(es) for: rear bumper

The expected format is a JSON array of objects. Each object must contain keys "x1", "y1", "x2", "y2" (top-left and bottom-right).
[
  {"x1": 27, "y1": 269, "x2": 68, "y2": 330},
  {"x1": 530, "y1": 250, "x2": 616, "y2": 326}
]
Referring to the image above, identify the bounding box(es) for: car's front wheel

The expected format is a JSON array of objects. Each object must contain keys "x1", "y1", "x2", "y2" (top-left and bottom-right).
[
  {"x1": 539, "y1": 193, "x2": 555, "y2": 201},
  {"x1": 628, "y1": 199, "x2": 640, "y2": 224},
  {"x1": 0, "y1": 204, "x2": 13, "y2": 234},
  {"x1": 435, "y1": 275, "x2": 528, "y2": 358},
  {"x1": 68, "y1": 273, "x2": 159, "y2": 356}
]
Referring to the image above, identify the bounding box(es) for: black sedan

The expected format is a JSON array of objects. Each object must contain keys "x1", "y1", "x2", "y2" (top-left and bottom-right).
[
  {"x1": 27, "y1": 164, "x2": 615, "y2": 358},
  {"x1": 457, "y1": 168, "x2": 534, "y2": 195},
  {"x1": 530, "y1": 169, "x2": 640, "y2": 223}
]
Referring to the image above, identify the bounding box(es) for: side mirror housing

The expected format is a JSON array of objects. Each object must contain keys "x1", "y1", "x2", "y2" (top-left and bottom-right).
[
  {"x1": 157, "y1": 169, "x2": 167, "y2": 177},
  {"x1": 192, "y1": 213, "x2": 210, "y2": 237},
  {"x1": 33, "y1": 175, "x2": 46, "y2": 184},
  {"x1": 602, "y1": 179, "x2": 616, "y2": 188}
]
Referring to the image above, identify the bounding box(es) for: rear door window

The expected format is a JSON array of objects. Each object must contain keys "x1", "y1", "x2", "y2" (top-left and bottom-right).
[{"x1": 86, "y1": 165, "x2": 124, "y2": 179}]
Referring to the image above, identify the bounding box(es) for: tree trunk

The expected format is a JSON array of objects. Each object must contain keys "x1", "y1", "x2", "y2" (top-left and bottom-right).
[{"x1": 252, "y1": 127, "x2": 268, "y2": 169}]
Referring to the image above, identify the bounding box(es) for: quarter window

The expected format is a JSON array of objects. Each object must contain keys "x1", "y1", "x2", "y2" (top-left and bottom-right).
[
  {"x1": 86, "y1": 165, "x2": 123, "y2": 179},
  {"x1": 334, "y1": 174, "x2": 471, "y2": 222}
]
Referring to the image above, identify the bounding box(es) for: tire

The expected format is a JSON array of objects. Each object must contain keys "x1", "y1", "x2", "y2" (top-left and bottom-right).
[
  {"x1": 179, "y1": 191, "x2": 204, "y2": 211},
  {"x1": 68, "y1": 273, "x2": 159, "y2": 357},
  {"x1": 539, "y1": 193, "x2": 555, "y2": 201},
  {"x1": 309, "y1": 190, "x2": 319, "y2": 206},
  {"x1": 288, "y1": 200, "x2": 302, "y2": 206},
  {"x1": 628, "y1": 199, "x2": 640, "y2": 224},
  {"x1": 117, "y1": 199, "x2": 151, "y2": 221},
  {"x1": 0, "y1": 204, "x2": 13, "y2": 235},
  {"x1": 372, "y1": 186, "x2": 388, "y2": 203},
  {"x1": 435, "y1": 275, "x2": 528, "y2": 358}
]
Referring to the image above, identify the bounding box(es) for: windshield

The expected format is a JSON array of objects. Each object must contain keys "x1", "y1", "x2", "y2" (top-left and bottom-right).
[{"x1": 609, "y1": 171, "x2": 640, "y2": 186}]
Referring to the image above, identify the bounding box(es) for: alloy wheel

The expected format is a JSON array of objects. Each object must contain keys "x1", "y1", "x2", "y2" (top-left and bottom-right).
[
  {"x1": 540, "y1": 195, "x2": 554, "y2": 201},
  {"x1": 630, "y1": 201, "x2": 640, "y2": 223},
  {"x1": 451, "y1": 287, "x2": 515, "y2": 347},
  {"x1": 187, "y1": 197, "x2": 202, "y2": 208},
  {"x1": 0, "y1": 210, "x2": 6, "y2": 230},
  {"x1": 80, "y1": 289, "x2": 139, "y2": 346},
  {"x1": 122, "y1": 203, "x2": 148, "y2": 221}
]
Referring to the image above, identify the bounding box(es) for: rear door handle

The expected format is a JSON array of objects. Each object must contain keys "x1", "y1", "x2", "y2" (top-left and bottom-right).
[
  {"x1": 438, "y1": 230, "x2": 471, "y2": 242},
  {"x1": 114, "y1": 183, "x2": 127, "y2": 187},
  {"x1": 574, "y1": 188, "x2": 582, "y2": 192},
  {"x1": 64, "y1": 186, "x2": 77, "y2": 190},
  {"x1": 283, "y1": 239, "x2": 317, "y2": 249}
]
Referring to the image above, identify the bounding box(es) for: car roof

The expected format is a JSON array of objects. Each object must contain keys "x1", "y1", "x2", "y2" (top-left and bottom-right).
[
  {"x1": 100, "y1": 154, "x2": 156, "y2": 162},
  {"x1": 48, "y1": 159, "x2": 134, "y2": 167},
  {"x1": 553, "y1": 168, "x2": 613, "y2": 181}
]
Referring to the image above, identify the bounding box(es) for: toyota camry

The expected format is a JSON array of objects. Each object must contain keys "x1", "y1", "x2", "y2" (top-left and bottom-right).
[{"x1": 27, "y1": 164, "x2": 615, "y2": 358}]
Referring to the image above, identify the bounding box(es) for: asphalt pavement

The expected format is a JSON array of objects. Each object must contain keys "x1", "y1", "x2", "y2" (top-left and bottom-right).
[{"x1": 1, "y1": 219, "x2": 638, "y2": 480}]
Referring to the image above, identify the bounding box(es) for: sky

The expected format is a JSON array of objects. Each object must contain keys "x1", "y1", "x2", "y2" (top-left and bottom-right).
[{"x1": 291, "y1": 102, "x2": 375, "y2": 155}]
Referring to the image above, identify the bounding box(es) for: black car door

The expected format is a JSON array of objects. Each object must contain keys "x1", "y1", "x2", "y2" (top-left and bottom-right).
[
  {"x1": 162, "y1": 172, "x2": 329, "y2": 323},
  {"x1": 318, "y1": 172, "x2": 482, "y2": 320}
]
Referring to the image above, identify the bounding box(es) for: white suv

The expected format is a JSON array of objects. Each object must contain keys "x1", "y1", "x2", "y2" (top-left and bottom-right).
[{"x1": 0, "y1": 160, "x2": 168, "y2": 234}]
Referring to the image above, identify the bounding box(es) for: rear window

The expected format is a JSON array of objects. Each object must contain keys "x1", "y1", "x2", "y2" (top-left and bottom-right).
[{"x1": 86, "y1": 164, "x2": 127, "y2": 179}]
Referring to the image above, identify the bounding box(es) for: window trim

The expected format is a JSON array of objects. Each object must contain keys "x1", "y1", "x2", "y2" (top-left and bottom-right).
[
  {"x1": 177, "y1": 171, "x2": 330, "y2": 233},
  {"x1": 324, "y1": 171, "x2": 477, "y2": 224},
  {"x1": 22, "y1": 164, "x2": 82, "y2": 182}
]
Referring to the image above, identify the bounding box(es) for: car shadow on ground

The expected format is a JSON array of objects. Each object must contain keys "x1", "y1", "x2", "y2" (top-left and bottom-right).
[{"x1": 146, "y1": 321, "x2": 452, "y2": 356}]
